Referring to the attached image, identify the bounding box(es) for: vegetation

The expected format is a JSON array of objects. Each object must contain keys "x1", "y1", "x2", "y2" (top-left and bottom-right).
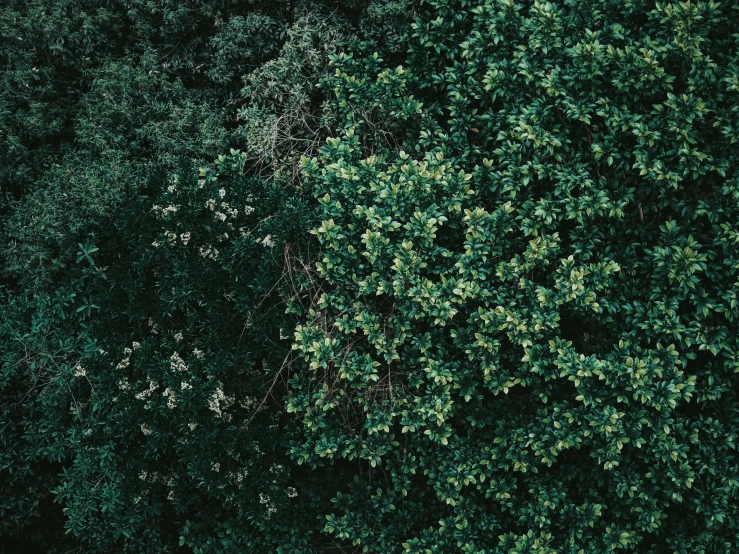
[{"x1": 2, "y1": 0, "x2": 739, "y2": 552}]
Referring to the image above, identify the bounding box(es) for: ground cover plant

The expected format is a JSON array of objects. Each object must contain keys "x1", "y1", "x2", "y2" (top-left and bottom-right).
[{"x1": 2, "y1": 0, "x2": 739, "y2": 553}]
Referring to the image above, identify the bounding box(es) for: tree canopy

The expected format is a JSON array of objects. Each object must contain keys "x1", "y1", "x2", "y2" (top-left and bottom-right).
[{"x1": 2, "y1": 0, "x2": 739, "y2": 553}]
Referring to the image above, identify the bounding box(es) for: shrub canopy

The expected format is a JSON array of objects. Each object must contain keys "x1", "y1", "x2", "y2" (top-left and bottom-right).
[
  {"x1": 292, "y1": 1, "x2": 739, "y2": 551},
  {"x1": 3, "y1": 0, "x2": 739, "y2": 552}
]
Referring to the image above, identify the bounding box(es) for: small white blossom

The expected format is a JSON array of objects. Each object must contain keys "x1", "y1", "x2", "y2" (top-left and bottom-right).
[
  {"x1": 136, "y1": 380, "x2": 159, "y2": 400},
  {"x1": 219, "y1": 188, "x2": 226, "y2": 198},
  {"x1": 259, "y1": 493, "x2": 277, "y2": 518},
  {"x1": 180, "y1": 381, "x2": 192, "y2": 390},
  {"x1": 192, "y1": 348, "x2": 204, "y2": 359},
  {"x1": 188, "y1": 422, "x2": 198, "y2": 430},
  {"x1": 170, "y1": 352, "x2": 188, "y2": 372},
  {"x1": 215, "y1": 211, "x2": 227, "y2": 222},
  {"x1": 198, "y1": 179, "x2": 205, "y2": 188},
  {"x1": 162, "y1": 388, "x2": 177, "y2": 409},
  {"x1": 140, "y1": 423, "x2": 152, "y2": 436},
  {"x1": 123, "y1": 347, "x2": 133, "y2": 356},
  {"x1": 73, "y1": 363, "x2": 86, "y2": 377},
  {"x1": 211, "y1": 462, "x2": 220, "y2": 472},
  {"x1": 167, "y1": 185, "x2": 176, "y2": 193},
  {"x1": 152, "y1": 241, "x2": 160, "y2": 247},
  {"x1": 244, "y1": 205, "x2": 255, "y2": 216},
  {"x1": 239, "y1": 396, "x2": 257, "y2": 409},
  {"x1": 208, "y1": 385, "x2": 235, "y2": 417},
  {"x1": 286, "y1": 487, "x2": 298, "y2": 498},
  {"x1": 198, "y1": 244, "x2": 219, "y2": 260},
  {"x1": 173, "y1": 332, "x2": 183, "y2": 343},
  {"x1": 132, "y1": 342, "x2": 141, "y2": 350},
  {"x1": 162, "y1": 205, "x2": 179, "y2": 216},
  {"x1": 260, "y1": 235, "x2": 275, "y2": 248},
  {"x1": 205, "y1": 199, "x2": 216, "y2": 211},
  {"x1": 180, "y1": 232, "x2": 191, "y2": 245},
  {"x1": 118, "y1": 378, "x2": 130, "y2": 390}
]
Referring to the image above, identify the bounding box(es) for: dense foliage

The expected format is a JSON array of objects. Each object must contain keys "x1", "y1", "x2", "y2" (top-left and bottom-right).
[
  {"x1": 3, "y1": 0, "x2": 739, "y2": 552},
  {"x1": 1, "y1": 0, "x2": 414, "y2": 551},
  {"x1": 292, "y1": 0, "x2": 739, "y2": 552}
]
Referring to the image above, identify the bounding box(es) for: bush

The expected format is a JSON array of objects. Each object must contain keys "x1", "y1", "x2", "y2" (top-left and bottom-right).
[
  {"x1": 1, "y1": 152, "x2": 328, "y2": 552},
  {"x1": 292, "y1": 1, "x2": 739, "y2": 551},
  {"x1": 1, "y1": 1, "x2": 417, "y2": 550}
]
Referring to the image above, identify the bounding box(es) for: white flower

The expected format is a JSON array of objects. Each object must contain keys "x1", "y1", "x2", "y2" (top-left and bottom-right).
[
  {"x1": 140, "y1": 423, "x2": 152, "y2": 436},
  {"x1": 259, "y1": 493, "x2": 277, "y2": 518},
  {"x1": 73, "y1": 363, "x2": 86, "y2": 377},
  {"x1": 165, "y1": 231, "x2": 177, "y2": 243},
  {"x1": 162, "y1": 388, "x2": 177, "y2": 409},
  {"x1": 239, "y1": 396, "x2": 257, "y2": 409},
  {"x1": 219, "y1": 188, "x2": 226, "y2": 198},
  {"x1": 198, "y1": 244, "x2": 219, "y2": 260},
  {"x1": 286, "y1": 487, "x2": 298, "y2": 498},
  {"x1": 152, "y1": 241, "x2": 160, "y2": 247},
  {"x1": 244, "y1": 205, "x2": 255, "y2": 216},
  {"x1": 211, "y1": 462, "x2": 220, "y2": 472},
  {"x1": 132, "y1": 342, "x2": 141, "y2": 350},
  {"x1": 167, "y1": 184, "x2": 176, "y2": 193},
  {"x1": 139, "y1": 471, "x2": 148, "y2": 481},
  {"x1": 118, "y1": 378, "x2": 130, "y2": 390},
  {"x1": 188, "y1": 422, "x2": 198, "y2": 430},
  {"x1": 215, "y1": 211, "x2": 227, "y2": 222},
  {"x1": 198, "y1": 179, "x2": 205, "y2": 188},
  {"x1": 162, "y1": 205, "x2": 179, "y2": 216},
  {"x1": 180, "y1": 232, "x2": 191, "y2": 245},
  {"x1": 123, "y1": 347, "x2": 132, "y2": 356},
  {"x1": 192, "y1": 348, "x2": 204, "y2": 359},
  {"x1": 208, "y1": 385, "x2": 235, "y2": 417},
  {"x1": 180, "y1": 381, "x2": 192, "y2": 390},
  {"x1": 205, "y1": 199, "x2": 216, "y2": 211},
  {"x1": 260, "y1": 235, "x2": 275, "y2": 248},
  {"x1": 173, "y1": 332, "x2": 183, "y2": 343},
  {"x1": 170, "y1": 352, "x2": 188, "y2": 372},
  {"x1": 167, "y1": 490, "x2": 175, "y2": 501},
  {"x1": 135, "y1": 380, "x2": 159, "y2": 400}
]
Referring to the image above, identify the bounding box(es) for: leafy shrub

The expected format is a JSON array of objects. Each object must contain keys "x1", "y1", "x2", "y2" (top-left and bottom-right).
[
  {"x1": 1, "y1": 1, "x2": 418, "y2": 550},
  {"x1": 292, "y1": 1, "x2": 739, "y2": 551},
  {"x1": 1, "y1": 152, "x2": 328, "y2": 552}
]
